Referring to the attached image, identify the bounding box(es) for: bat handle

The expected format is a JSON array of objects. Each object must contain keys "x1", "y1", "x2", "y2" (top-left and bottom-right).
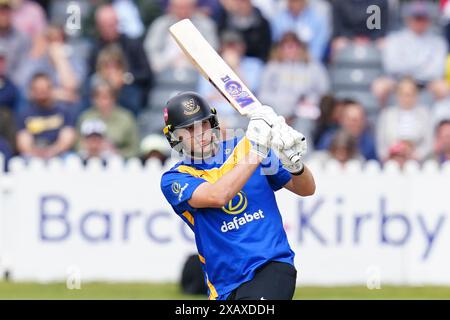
[{"x1": 285, "y1": 148, "x2": 301, "y2": 164}]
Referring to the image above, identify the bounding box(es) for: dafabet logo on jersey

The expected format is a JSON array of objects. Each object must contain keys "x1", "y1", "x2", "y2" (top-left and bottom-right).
[
  {"x1": 222, "y1": 191, "x2": 248, "y2": 215},
  {"x1": 221, "y1": 191, "x2": 265, "y2": 233}
]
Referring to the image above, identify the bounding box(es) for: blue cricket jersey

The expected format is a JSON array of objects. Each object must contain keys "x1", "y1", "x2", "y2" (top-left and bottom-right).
[{"x1": 160, "y1": 136, "x2": 295, "y2": 300}]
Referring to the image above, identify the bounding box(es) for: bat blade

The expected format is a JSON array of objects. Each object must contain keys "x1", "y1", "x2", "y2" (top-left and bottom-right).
[
  {"x1": 169, "y1": 19, "x2": 261, "y2": 116},
  {"x1": 169, "y1": 19, "x2": 301, "y2": 164}
]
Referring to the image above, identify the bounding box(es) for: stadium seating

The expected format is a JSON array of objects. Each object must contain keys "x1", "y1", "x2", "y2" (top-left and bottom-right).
[
  {"x1": 154, "y1": 67, "x2": 199, "y2": 90},
  {"x1": 333, "y1": 43, "x2": 382, "y2": 69},
  {"x1": 331, "y1": 43, "x2": 383, "y2": 117}
]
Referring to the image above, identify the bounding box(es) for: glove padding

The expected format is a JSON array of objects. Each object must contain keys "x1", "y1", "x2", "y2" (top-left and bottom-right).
[
  {"x1": 247, "y1": 105, "x2": 278, "y2": 120},
  {"x1": 245, "y1": 106, "x2": 277, "y2": 158},
  {"x1": 271, "y1": 116, "x2": 307, "y2": 174}
]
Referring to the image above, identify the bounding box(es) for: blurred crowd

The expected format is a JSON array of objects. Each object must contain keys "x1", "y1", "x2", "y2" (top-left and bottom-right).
[{"x1": 1, "y1": 0, "x2": 450, "y2": 171}]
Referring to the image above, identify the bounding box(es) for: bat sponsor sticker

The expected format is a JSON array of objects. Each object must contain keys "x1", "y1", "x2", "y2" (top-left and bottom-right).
[{"x1": 221, "y1": 75, "x2": 255, "y2": 108}]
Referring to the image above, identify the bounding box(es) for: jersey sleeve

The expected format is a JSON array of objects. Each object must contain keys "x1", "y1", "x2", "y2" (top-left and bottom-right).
[
  {"x1": 160, "y1": 168, "x2": 207, "y2": 215},
  {"x1": 261, "y1": 149, "x2": 292, "y2": 191}
]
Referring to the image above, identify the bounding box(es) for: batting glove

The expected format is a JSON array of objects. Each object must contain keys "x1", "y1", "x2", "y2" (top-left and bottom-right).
[
  {"x1": 271, "y1": 117, "x2": 307, "y2": 174},
  {"x1": 245, "y1": 106, "x2": 277, "y2": 158}
]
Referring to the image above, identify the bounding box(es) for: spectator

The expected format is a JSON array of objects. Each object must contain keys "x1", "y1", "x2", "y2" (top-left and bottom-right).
[
  {"x1": 161, "y1": 0, "x2": 221, "y2": 18},
  {"x1": 196, "y1": 0, "x2": 222, "y2": 18},
  {"x1": 313, "y1": 95, "x2": 344, "y2": 147},
  {"x1": 431, "y1": 81, "x2": 450, "y2": 126},
  {"x1": 135, "y1": 0, "x2": 164, "y2": 28},
  {"x1": 90, "y1": 44, "x2": 143, "y2": 116},
  {"x1": 309, "y1": 129, "x2": 365, "y2": 166},
  {"x1": 0, "y1": 135, "x2": 12, "y2": 170},
  {"x1": 316, "y1": 100, "x2": 377, "y2": 161},
  {"x1": 441, "y1": 0, "x2": 450, "y2": 48},
  {"x1": 78, "y1": 118, "x2": 117, "y2": 163},
  {"x1": 140, "y1": 134, "x2": 171, "y2": 165},
  {"x1": 112, "y1": 0, "x2": 145, "y2": 39},
  {"x1": 144, "y1": 0, "x2": 218, "y2": 73},
  {"x1": 259, "y1": 32, "x2": 329, "y2": 126},
  {"x1": 15, "y1": 24, "x2": 85, "y2": 107},
  {"x1": 376, "y1": 78, "x2": 433, "y2": 162},
  {"x1": 78, "y1": 80, "x2": 139, "y2": 158},
  {"x1": 425, "y1": 119, "x2": 450, "y2": 164},
  {"x1": 386, "y1": 140, "x2": 415, "y2": 169},
  {"x1": 0, "y1": 44, "x2": 19, "y2": 112},
  {"x1": 331, "y1": 0, "x2": 389, "y2": 55},
  {"x1": 373, "y1": 1, "x2": 448, "y2": 107},
  {"x1": 11, "y1": 0, "x2": 47, "y2": 38},
  {"x1": 271, "y1": 0, "x2": 330, "y2": 61},
  {"x1": 0, "y1": 44, "x2": 19, "y2": 152},
  {"x1": 16, "y1": 73, "x2": 77, "y2": 159},
  {"x1": 251, "y1": 0, "x2": 284, "y2": 21},
  {"x1": 89, "y1": 3, "x2": 152, "y2": 108},
  {"x1": 35, "y1": 0, "x2": 50, "y2": 13},
  {"x1": 0, "y1": 0, "x2": 31, "y2": 84},
  {"x1": 0, "y1": 106, "x2": 15, "y2": 155},
  {"x1": 198, "y1": 30, "x2": 263, "y2": 129},
  {"x1": 217, "y1": 0, "x2": 272, "y2": 61}
]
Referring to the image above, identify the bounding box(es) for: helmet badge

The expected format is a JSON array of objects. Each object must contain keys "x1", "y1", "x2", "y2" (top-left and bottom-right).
[{"x1": 183, "y1": 98, "x2": 201, "y2": 115}]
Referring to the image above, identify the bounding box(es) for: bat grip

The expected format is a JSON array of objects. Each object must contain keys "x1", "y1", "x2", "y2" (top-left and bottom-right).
[{"x1": 285, "y1": 148, "x2": 301, "y2": 164}]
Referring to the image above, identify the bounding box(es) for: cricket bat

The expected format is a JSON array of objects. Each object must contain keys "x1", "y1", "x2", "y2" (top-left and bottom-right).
[{"x1": 169, "y1": 19, "x2": 301, "y2": 164}]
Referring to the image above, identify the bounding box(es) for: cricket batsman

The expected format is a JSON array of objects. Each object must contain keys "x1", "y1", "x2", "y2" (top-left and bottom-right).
[{"x1": 160, "y1": 91, "x2": 316, "y2": 300}]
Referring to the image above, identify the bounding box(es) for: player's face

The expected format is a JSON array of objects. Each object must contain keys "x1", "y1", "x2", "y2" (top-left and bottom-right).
[{"x1": 176, "y1": 120, "x2": 217, "y2": 158}]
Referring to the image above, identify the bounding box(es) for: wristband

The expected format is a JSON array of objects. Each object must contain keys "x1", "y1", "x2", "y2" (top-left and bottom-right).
[{"x1": 291, "y1": 163, "x2": 305, "y2": 176}]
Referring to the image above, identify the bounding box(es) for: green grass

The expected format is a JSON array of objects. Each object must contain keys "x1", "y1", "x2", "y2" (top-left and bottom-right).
[{"x1": 0, "y1": 282, "x2": 450, "y2": 299}]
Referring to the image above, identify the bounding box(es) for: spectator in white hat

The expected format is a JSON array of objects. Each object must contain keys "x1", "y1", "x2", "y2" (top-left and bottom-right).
[
  {"x1": 139, "y1": 134, "x2": 171, "y2": 165},
  {"x1": 77, "y1": 118, "x2": 117, "y2": 163}
]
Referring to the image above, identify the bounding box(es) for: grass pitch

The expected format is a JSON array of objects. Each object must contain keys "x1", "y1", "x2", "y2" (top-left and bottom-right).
[{"x1": 0, "y1": 282, "x2": 450, "y2": 299}]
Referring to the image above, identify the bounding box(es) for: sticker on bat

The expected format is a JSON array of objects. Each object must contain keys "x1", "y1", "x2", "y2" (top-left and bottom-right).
[{"x1": 221, "y1": 75, "x2": 255, "y2": 108}]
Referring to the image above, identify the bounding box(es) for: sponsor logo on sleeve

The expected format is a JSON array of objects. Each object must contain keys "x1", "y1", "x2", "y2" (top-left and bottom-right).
[{"x1": 171, "y1": 182, "x2": 181, "y2": 194}]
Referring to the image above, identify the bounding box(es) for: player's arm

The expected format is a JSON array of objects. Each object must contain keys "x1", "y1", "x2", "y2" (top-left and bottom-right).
[
  {"x1": 188, "y1": 151, "x2": 263, "y2": 208},
  {"x1": 283, "y1": 165, "x2": 316, "y2": 197},
  {"x1": 189, "y1": 108, "x2": 273, "y2": 209}
]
